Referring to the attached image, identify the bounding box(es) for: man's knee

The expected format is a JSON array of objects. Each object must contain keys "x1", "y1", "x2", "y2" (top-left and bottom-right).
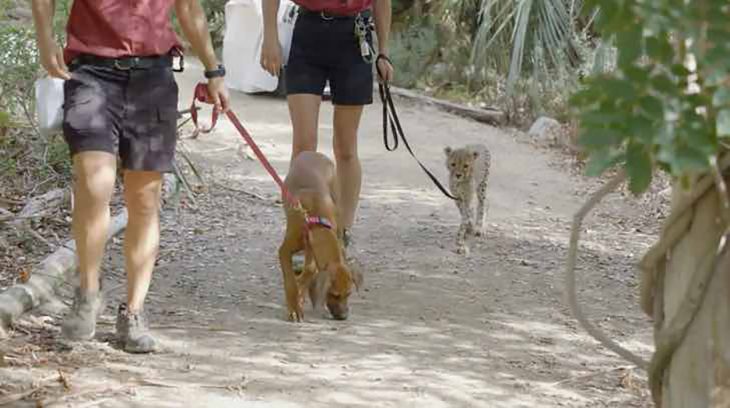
[
  {"x1": 124, "y1": 173, "x2": 162, "y2": 217},
  {"x1": 73, "y1": 154, "x2": 116, "y2": 206}
]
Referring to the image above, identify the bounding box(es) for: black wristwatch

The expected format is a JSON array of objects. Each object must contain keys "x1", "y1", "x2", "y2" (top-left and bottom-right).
[{"x1": 204, "y1": 64, "x2": 226, "y2": 79}]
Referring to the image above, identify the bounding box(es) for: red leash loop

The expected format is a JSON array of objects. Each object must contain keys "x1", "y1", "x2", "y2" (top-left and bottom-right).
[
  {"x1": 190, "y1": 83, "x2": 219, "y2": 137},
  {"x1": 190, "y1": 83, "x2": 299, "y2": 208}
]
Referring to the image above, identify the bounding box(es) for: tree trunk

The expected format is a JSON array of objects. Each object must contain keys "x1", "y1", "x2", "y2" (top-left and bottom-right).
[{"x1": 660, "y1": 185, "x2": 730, "y2": 406}]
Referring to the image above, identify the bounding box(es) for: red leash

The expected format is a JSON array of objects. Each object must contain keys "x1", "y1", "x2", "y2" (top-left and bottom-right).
[{"x1": 189, "y1": 83, "x2": 300, "y2": 207}]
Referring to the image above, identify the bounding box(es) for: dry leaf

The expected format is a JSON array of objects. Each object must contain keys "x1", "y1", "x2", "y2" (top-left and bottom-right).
[
  {"x1": 19, "y1": 268, "x2": 30, "y2": 283},
  {"x1": 57, "y1": 369, "x2": 71, "y2": 391}
]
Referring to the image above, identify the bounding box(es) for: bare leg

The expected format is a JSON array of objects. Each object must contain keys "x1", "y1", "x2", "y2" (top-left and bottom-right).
[
  {"x1": 287, "y1": 94, "x2": 322, "y2": 162},
  {"x1": 332, "y1": 105, "x2": 364, "y2": 229},
  {"x1": 72, "y1": 151, "x2": 117, "y2": 293},
  {"x1": 123, "y1": 171, "x2": 162, "y2": 313},
  {"x1": 61, "y1": 151, "x2": 116, "y2": 340}
]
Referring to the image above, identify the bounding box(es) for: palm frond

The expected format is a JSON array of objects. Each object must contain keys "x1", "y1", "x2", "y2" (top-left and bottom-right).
[{"x1": 470, "y1": 0, "x2": 582, "y2": 88}]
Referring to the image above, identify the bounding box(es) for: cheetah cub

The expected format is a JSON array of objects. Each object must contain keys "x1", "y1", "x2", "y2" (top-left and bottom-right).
[{"x1": 444, "y1": 144, "x2": 492, "y2": 255}]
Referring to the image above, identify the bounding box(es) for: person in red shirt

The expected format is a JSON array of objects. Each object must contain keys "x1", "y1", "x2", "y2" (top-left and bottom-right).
[
  {"x1": 31, "y1": 0, "x2": 229, "y2": 353},
  {"x1": 260, "y1": 0, "x2": 394, "y2": 258}
]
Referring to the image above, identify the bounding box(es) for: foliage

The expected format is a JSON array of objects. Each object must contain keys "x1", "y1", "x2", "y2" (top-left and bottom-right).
[
  {"x1": 172, "y1": 0, "x2": 227, "y2": 52},
  {"x1": 572, "y1": 0, "x2": 730, "y2": 194},
  {"x1": 0, "y1": 24, "x2": 41, "y2": 128},
  {"x1": 0, "y1": 0, "x2": 73, "y2": 194},
  {"x1": 389, "y1": 0, "x2": 598, "y2": 125}
]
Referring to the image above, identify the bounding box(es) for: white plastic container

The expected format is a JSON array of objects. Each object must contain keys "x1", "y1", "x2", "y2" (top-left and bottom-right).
[
  {"x1": 223, "y1": 0, "x2": 298, "y2": 94},
  {"x1": 34, "y1": 77, "x2": 65, "y2": 137}
]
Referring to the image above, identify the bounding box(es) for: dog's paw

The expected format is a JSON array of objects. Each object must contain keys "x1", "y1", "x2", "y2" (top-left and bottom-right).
[{"x1": 286, "y1": 308, "x2": 304, "y2": 323}]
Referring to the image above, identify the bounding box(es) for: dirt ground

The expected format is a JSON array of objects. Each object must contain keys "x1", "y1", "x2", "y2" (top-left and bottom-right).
[{"x1": 0, "y1": 60, "x2": 662, "y2": 407}]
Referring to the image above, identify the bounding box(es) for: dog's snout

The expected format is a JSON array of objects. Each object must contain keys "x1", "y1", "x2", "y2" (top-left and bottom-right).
[
  {"x1": 327, "y1": 302, "x2": 349, "y2": 320},
  {"x1": 455, "y1": 173, "x2": 463, "y2": 180}
]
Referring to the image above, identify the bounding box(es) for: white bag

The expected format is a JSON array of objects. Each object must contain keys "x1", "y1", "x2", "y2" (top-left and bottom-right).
[
  {"x1": 223, "y1": 0, "x2": 298, "y2": 94},
  {"x1": 34, "y1": 77, "x2": 65, "y2": 137}
]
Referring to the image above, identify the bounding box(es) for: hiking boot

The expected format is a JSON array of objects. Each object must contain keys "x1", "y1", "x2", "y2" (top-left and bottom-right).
[
  {"x1": 61, "y1": 288, "x2": 105, "y2": 341},
  {"x1": 342, "y1": 228, "x2": 355, "y2": 258},
  {"x1": 116, "y1": 303, "x2": 158, "y2": 353}
]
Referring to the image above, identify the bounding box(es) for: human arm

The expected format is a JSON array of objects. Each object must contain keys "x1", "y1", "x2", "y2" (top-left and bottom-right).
[
  {"x1": 175, "y1": 0, "x2": 230, "y2": 111},
  {"x1": 31, "y1": 0, "x2": 70, "y2": 79},
  {"x1": 373, "y1": 0, "x2": 393, "y2": 82},
  {"x1": 260, "y1": 0, "x2": 282, "y2": 76}
]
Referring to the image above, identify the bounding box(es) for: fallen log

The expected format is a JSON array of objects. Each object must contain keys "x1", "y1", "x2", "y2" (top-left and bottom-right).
[
  {"x1": 388, "y1": 86, "x2": 506, "y2": 126},
  {"x1": 0, "y1": 174, "x2": 179, "y2": 337}
]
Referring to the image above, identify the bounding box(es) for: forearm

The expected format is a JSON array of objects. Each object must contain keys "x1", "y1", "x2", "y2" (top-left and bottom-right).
[
  {"x1": 31, "y1": 0, "x2": 55, "y2": 42},
  {"x1": 373, "y1": 0, "x2": 391, "y2": 55},
  {"x1": 175, "y1": 0, "x2": 219, "y2": 71},
  {"x1": 262, "y1": 0, "x2": 280, "y2": 40}
]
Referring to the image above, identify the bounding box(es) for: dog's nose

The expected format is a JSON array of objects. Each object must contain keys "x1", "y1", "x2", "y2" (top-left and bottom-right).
[{"x1": 332, "y1": 312, "x2": 349, "y2": 321}]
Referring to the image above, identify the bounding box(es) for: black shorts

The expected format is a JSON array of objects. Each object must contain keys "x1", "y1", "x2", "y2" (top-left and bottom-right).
[
  {"x1": 284, "y1": 10, "x2": 374, "y2": 106},
  {"x1": 62, "y1": 61, "x2": 179, "y2": 172}
]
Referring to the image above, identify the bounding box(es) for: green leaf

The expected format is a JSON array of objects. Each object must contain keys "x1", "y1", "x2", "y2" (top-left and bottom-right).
[
  {"x1": 639, "y1": 95, "x2": 664, "y2": 118},
  {"x1": 670, "y1": 64, "x2": 691, "y2": 78},
  {"x1": 600, "y1": 77, "x2": 638, "y2": 101},
  {"x1": 713, "y1": 88, "x2": 730, "y2": 108},
  {"x1": 623, "y1": 66, "x2": 650, "y2": 83},
  {"x1": 651, "y1": 73, "x2": 675, "y2": 94},
  {"x1": 585, "y1": 149, "x2": 625, "y2": 177},
  {"x1": 646, "y1": 35, "x2": 673, "y2": 61},
  {"x1": 616, "y1": 25, "x2": 644, "y2": 66},
  {"x1": 717, "y1": 109, "x2": 730, "y2": 138},
  {"x1": 672, "y1": 144, "x2": 710, "y2": 172},
  {"x1": 627, "y1": 116, "x2": 655, "y2": 143},
  {"x1": 626, "y1": 142, "x2": 653, "y2": 194},
  {"x1": 578, "y1": 127, "x2": 625, "y2": 149}
]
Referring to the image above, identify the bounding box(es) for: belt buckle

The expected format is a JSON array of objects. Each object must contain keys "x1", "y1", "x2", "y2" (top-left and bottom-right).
[
  {"x1": 320, "y1": 10, "x2": 334, "y2": 20},
  {"x1": 113, "y1": 57, "x2": 139, "y2": 71}
]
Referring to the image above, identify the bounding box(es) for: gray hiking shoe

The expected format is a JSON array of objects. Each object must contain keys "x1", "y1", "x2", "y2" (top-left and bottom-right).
[
  {"x1": 116, "y1": 303, "x2": 158, "y2": 353},
  {"x1": 342, "y1": 228, "x2": 355, "y2": 258},
  {"x1": 61, "y1": 288, "x2": 105, "y2": 341}
]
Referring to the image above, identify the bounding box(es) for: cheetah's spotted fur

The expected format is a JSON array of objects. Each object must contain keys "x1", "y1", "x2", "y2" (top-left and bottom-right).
[{"x1": 444, "y1": 144, "x2": 492, "y2": 255}]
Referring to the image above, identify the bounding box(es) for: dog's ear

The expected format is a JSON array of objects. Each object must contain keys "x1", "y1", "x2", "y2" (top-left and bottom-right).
[
  {"x1": 444, "y1": 146, "x2": 452, "y2": 156},
  {"x1": 311, "y1": 267, "x2": 332, "y2": 310},
  {"x1": 350, "y1": 265, "x2": 364, "y2": 294}
]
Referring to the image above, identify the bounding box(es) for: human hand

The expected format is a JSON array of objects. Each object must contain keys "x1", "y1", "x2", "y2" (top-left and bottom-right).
[
  {"x1": 376, "y1": 54, "x2": 394, "y2": 83},
  {"x1": 260, "y1": 35, "x2": 282, "y2": 77},
  {"x1": 207, "y1": 77, "x2": 230, "y2": 112},
  {"x1": 38, "y1": 37, "x2": 70, "y2": 80}
]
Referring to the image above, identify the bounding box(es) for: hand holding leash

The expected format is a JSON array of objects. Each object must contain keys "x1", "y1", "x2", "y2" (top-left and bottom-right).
[{"x1": 375, "y1": 54, "x2": 394, "y2": 83}]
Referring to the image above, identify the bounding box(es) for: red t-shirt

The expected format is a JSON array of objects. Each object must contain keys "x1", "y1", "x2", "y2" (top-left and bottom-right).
[
  {"x1": 292, "y1": 0, "x2": 373, "y2": 15},
  {"x1": 63, "y1": 0, "x2": 181, "y2": 64}
]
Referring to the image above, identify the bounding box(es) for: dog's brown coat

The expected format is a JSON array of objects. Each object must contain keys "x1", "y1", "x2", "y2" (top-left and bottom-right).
[{"x1": 278, "y1": 151, "x2": 362, "y2": 322}]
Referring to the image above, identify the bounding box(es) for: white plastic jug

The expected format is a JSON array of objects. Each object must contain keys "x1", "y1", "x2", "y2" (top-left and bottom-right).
[
  {"x1": 34, "y1": 77, "x2": 65, "y2": 137},
  {"x1": 223, "y1": 0, "x2": 298, "y2": 94}
]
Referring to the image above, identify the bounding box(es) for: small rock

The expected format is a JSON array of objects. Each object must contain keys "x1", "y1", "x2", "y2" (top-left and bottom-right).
[{"x1": 528, "y1": 116, "x2": 562, "y2": 145}]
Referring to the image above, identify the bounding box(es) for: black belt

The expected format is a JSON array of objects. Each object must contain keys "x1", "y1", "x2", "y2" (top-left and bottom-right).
[
  {"x1": 72, "y1": 54, "x2": 174, "y2": 71},
  {"x1": 297, "y1": 7, "x2": 371, "y2": 20}
]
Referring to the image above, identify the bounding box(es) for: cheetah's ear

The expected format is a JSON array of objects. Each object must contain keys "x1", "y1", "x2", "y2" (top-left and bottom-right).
[{"x1": 444, "y1": 146, "x2": 452, "y2": 156}]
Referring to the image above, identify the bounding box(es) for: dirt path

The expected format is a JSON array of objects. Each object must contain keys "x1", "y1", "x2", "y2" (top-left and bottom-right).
[{"x1": 2, "y1": 61, "x2": 657, "y2": 407}]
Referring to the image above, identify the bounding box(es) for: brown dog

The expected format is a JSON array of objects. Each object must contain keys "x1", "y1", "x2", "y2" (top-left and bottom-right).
[{"x1": 278, "y1": 151, "x2": 362, "y2": 322}]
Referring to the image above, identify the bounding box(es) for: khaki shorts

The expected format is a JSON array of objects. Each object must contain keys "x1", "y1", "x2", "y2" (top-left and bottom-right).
[{"x1": 62, "y1": 61, "x2": 179, "y2": 172}]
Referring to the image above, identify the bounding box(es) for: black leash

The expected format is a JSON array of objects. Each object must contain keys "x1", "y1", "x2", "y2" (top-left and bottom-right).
[{"x1": 375, "y1": 55, "x2": 457, "y2": 201}]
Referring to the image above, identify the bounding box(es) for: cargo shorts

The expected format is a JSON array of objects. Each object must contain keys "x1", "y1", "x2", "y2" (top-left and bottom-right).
[{"x1": 62, "y1": 60, "x2": 179, "y2": 172}]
